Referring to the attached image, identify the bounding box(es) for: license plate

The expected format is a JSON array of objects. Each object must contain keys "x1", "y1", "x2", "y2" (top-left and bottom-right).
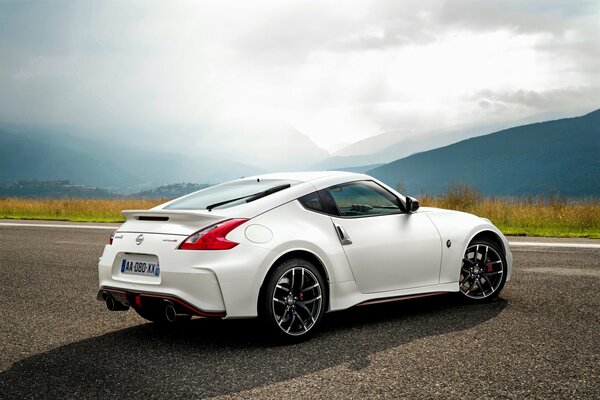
[{"x1": 121, "y1": 258, "x2": 160, "y2": 277}]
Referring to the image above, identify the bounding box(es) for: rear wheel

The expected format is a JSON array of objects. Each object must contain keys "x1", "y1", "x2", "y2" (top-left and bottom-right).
[
  {"x1": 459, "y1": 240, "x2": 507, "y2": 301},
  {"x1": 261, "y1": 258, "x2": 326, "y2": 342}
]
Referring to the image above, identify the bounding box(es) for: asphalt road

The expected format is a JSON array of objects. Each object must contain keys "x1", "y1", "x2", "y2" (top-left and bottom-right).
[{"x1": 0, "y1": 222, "x2": 598, "y2": 399}]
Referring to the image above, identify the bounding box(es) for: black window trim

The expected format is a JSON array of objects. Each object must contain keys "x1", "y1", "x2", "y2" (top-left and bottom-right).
[{"x1": 297, "y1": 179, "x2": 407, "y2": 218}]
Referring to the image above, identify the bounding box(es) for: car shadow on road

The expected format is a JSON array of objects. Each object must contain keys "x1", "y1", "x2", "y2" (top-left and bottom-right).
[{"x1": 0, "y1": 295, "x2": 506, "y2": 399}]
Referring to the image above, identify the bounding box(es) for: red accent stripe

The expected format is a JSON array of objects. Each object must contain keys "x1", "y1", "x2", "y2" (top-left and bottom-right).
[
  {"x1": 357, "y1": 291, "x2": 447, "y2": 307},
  {"x1": 139, "y1": 293, "x2": 226, "y2": 317},
  {"x1": 100, "y1": 288, "x2": 225, "y2": 318}
]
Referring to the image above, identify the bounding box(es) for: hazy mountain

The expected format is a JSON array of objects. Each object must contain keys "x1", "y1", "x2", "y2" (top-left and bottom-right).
[
  {"x1": 128, "y1": 183, "x2": 211, "y2": 199},
  {"x1": 334, "y1": 163, "x2": 385, "y2": 173},
  {"x1": 0, "y1": 180, "x2": 117, "y2": 199},
  {"x1": 316, "y1": 111, "x2": 580, "y2": 170},
  {"x1": 314, "y1": 126, "x2": 495, "y2": 169},
  {"x1": 0, "y1": 119, "x2": 328, "y2": 190},
  {"x1": 368, "y1": 109, "x2": 600, "y2": 196},
  {"x1": 0, "y1": 126, "x2": 263, "y2": 192},
  {"x1": 201, "y1": 119, "x2": 329, "y2": 170}
]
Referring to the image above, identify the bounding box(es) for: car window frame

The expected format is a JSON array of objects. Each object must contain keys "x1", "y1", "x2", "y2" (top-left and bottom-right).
[{"x1": 297, "y1": 180, "x2": 407, "y2": 218}]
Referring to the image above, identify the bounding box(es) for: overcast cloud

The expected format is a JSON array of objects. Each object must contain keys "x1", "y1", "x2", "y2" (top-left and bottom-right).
[{"x1": 0, "y1": 0, "x2": 598, "y2": 151}]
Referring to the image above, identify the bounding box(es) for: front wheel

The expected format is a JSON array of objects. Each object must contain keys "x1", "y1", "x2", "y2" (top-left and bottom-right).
[
  {"x1": 459, "y1": 240, "x2": 507, "y2": 301},
  {"x1": 261, "y1": 258, "x2": 326, "y2": 342}
]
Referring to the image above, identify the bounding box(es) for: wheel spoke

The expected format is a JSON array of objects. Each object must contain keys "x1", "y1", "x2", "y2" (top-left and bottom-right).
[
  {"x1": 483, "y1": 275, "x2": 495, "y2": 292},
  {"x1": 286, "y1": 313, "x2": 296, "y2": 333},
  {"x1": 475, "y1": 279, "x2": 484, "y2": 296},
  {"x1": 292, "y1": 310, "x2": 308, "y2": 332},
  {"x1": 483, "y1": 245, "x2": 489, "y2": 263},
  {"x1": 466, "y1": 278, "x2": 477, "y2": 294},
  {"x1": 484, "y1": 270, "x2": 503, "y2": 276},
  {"x1": 478, "y1": 279, "x2": 487, "y2": 297},
  {"x1": 302, "y1": 283, "x2": 319, "y2": 291},
  {"x1": 276, "y1": 284, "x2": 290, "y2": 293},
  {"x1": 290, "y1": 268, "x2": 295, "y2": 292},
  {"x1": 277, "y1": 307, "x2": 289, "y2": 326},
  {"x1": 273, "y1": 297, "x2": 286, "y2": 305},
  {"x1": 295, "y1": 302, "x2": 316, "y2": 323},
  {"x1": 301, "y1": 295, "x2": 321, "y2": 305},
  {"x1": 460, "y1": 272, "x2": 471, "y2": 285}
]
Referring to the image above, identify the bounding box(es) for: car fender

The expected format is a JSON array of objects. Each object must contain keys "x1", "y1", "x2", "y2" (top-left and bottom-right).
[{"x1": 424, "y1": 208, "x2": 512, "y2": 284}]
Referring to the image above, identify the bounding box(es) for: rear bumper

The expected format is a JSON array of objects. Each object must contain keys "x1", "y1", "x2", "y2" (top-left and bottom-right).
[
  {"x1": 98, "y1": 234, "x2": 276, "y2": 318},
  {"x1": 98, "y1": 287, "x2": 226, "y2": 317}
]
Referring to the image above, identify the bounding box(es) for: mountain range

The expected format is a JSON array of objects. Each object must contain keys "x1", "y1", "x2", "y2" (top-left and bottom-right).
[
  {"x1": 368, "y1": 109, "x2": 600, "y2": 196},
  {"x1": 0, "y1": 119, "x2": 326, "y2": 193},
  {"x1": 0, "y1": 109, "x2": 598, "y2": 197}
]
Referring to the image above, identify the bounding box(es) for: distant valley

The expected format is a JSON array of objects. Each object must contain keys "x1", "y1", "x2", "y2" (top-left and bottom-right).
[{"x1": 0, "y1": 109, "x2": 598, "y2": 198}]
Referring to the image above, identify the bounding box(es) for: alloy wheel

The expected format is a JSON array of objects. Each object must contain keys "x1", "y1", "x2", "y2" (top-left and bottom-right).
[
  {"x1": 460, "y1": 243, "x2": 505, "y2": 299},
  {"x1": 271, "y1": 266, "x2": 323, "y2": 336}
]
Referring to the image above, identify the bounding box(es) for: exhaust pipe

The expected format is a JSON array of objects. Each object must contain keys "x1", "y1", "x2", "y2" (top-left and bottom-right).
[
  {"x1": 163, "y1": 300, "x2": 177, "y2": 323},
  {"x1": 104, "y1": 293, "x2": 130, "y2": 311}
]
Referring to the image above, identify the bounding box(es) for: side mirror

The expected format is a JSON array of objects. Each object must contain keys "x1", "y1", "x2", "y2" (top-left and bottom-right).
[{"x1": 405, "y1": 196, "x2": 420, "y2": 213}]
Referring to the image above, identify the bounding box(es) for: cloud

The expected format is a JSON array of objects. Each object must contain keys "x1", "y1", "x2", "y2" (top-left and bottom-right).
[
  {"x1": 0, "y1": 0, "x2": 598, "y2": 152},
  {"x1": 473, "y1": 86, "x2": 600, "y2": 113}
]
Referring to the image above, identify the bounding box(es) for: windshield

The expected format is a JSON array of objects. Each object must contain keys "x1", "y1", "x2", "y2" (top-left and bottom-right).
[{"x1": 164, "y1": 179, "x2": 300, "y2": 210}]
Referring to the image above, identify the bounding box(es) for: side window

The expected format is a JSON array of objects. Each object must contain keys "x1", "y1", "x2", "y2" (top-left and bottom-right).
[
  {"x1": 298, "y1": 191, "x2": 325, "y2": 213},
  {"x1": 325, "y1": 181, "x2": 402, "y2": 217}
]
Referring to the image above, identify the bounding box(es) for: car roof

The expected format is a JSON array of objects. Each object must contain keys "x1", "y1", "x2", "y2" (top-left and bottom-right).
[
  {"x1": 239, "y1": 171, "x2": 370, "y2": 188},
  {"x1": 153, "y1": 170, "x2": 387, "y2": 219}
]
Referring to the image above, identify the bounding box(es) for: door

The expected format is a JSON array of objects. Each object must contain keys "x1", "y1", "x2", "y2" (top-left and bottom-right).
[{"x1": 324, "y1": 181, "x2": 442, "y2": 294}]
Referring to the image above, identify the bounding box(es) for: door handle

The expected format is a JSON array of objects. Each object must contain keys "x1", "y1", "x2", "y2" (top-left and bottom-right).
[{"x1": 335, "y1": 224, "x2": 352, "y2": 245}]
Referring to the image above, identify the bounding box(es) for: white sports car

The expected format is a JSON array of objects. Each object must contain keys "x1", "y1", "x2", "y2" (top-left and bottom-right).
[{"x1": 98, "y1": 171, "x2": 511, "y2": 340}]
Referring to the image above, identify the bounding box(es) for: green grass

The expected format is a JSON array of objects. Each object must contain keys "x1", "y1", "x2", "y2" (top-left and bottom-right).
[{"x1": 1, "y1": 192, "x2": 599, "y2": 238}]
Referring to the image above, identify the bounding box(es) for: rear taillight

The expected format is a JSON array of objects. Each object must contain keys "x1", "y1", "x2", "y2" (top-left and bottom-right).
[
  {"x1": 178, "y1": 219, "x2": 249, "y2": 250},
  {"x1": 109, "y1": 230, "x2": 116, "y2": 245}
]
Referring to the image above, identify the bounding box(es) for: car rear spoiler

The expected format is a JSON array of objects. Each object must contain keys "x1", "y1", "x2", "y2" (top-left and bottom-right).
[{"x1": 119, "y1": 210, "x2": 227, "y2": 235}]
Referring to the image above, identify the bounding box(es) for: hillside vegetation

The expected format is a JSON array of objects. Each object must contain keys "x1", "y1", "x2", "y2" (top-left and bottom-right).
[
  {"x1": 0, "y1": 180, "x2": 210, "y2": 199},
  {"x1": 1, "y1": 186, "x2": 598, "y2": 238},
  {"x1": 369, "y1": 109, "x2": 600, "y2": 196}
]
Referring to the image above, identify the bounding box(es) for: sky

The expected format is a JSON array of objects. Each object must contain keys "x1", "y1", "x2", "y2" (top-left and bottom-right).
[{"x1": 1, "y1": 0, "x2": 599, "y2": 152}]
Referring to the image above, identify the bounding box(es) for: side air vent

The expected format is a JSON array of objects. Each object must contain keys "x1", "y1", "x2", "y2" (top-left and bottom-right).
[{"x1": 137, "y1": 216, "x2": 169, "y2": 221}]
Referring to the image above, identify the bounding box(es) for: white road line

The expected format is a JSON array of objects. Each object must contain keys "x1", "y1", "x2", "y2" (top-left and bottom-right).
[
  {"x1": 0, "y1": 222, "x2": 119, "y2": 230},
  {"x1": 509, "y1": 241, "x2": 600, "y2": 249}
]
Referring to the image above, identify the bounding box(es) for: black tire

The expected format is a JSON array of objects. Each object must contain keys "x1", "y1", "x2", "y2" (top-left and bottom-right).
[
  {"x1": 458, "y1": 239, "x2": 507, "y2": 302},
  {"x1": 260, "y1": 258, "x2": 327, "y2": 342}
]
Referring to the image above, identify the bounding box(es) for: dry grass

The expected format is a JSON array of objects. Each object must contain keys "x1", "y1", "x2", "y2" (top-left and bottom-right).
[
  {"x1": 0, "y1": 198, "x2": 165, "y2": 223},
  {"x1": 1, "y1": 187, "x2": 599, "y2": 238},
  {"x1": 420, "y1": 183, "x2": 600, "y2": 239}
]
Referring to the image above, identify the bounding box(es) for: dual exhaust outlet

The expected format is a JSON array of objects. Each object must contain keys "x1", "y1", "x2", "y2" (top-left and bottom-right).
[{"x1": 103, "y1": 293, "x2": 180, "y2": 323}]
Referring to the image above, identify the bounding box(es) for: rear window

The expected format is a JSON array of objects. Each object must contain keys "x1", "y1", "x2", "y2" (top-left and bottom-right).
[{"x1": 164, "y1": 179, "x2": 299, "y2": 210}]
